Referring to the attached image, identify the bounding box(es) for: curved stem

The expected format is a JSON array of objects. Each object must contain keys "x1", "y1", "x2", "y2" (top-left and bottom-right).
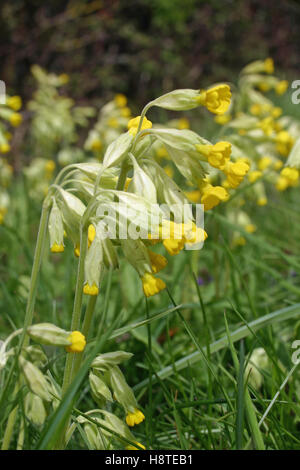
[
  {"x1": 56, "y1": 225, "x2": 88, "y2": 450},
  {"x1": 116, "y1": 162, "x2": 129, "y2": 191},
  {"x1": 21, "y1": 199, "x2": 51, "y2": 347}
]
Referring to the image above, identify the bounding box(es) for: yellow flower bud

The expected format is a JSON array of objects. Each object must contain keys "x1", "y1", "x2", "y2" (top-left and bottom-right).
[
  {"x1": 214, "y1": 113, "x2": 232, "y2": 124},
  {"x1": 275, "y1": 131, "x2": 294, "y2": 157},
  {"x1": 258, "y1": 82, "x2": 271, "y2": 93},
  {"x1": 148, "y1": 250, "x2": 168, "y2": 274},
  {"x1": 88, "y1": 224, "x2": 96, "y2": 246},
  {"x1": 142, "y1": 273, "x2": 166, "y2": 297},
  {"x1": 91, "y1": 139, "x2": 102, "y2": 151},
  {"x1": 276, "y1": 176, "x2": 289, "y2": 191},
  {"x1": 248, "y1": 170, "x2": 262, "y2": 183},
  {"x1": 273, "y1": 160, "x2": 283, "y2": 171},
  {"x1": 196, "y1": 141, "x2": 231, "y2": 169},
  {"x1": 126, "y1": 409, "x2": 145, "y2": 427},
  {"x1": 185, "y1": 189, "x2": 201, "y2": 203},
  {"x1": 245, "y1": 224, "x2": 256, "y2": 233},
  {"x1": 9, "y1": 112, "x2": 22, "y2": 127},
  {"x1": 83, "y1": 282, "x2": 99, "y2": 296},
  {"x1": 197, "y1": 84, "x2": 231, "y2": 115},
  {"x1": 114, "y1": 93, "x2": 127, "y2": 107},
  {"x1": 250, "y1": 104, "x2": 262, "y2": 116},
  {"x1": 0, "y1": 143, "x2": 10, "y2": 153},
  {"x1": 177, "y1": 117, "x2": 190, "y2": 129},
  {"x1": 65, "y1": 331, "x2": 86, "y2": 353},
  {"x1": 257, "y1": 197, "x2": 267, "y2": 206},
  {"x1": 258, "y1": 156, "x2": 272, "y2": 171},
  {"x1": 59, "y1": 73, "x2": 69, "y2": 84},
  {"x1": 51, "y1": 243, "x2": 64, "y2": 253},
  {"x1": 201, "y1": 185, "x2": 229, "y2": 211},
  {"x1": 222, "y1": 159, "x2": 250, "y2": 188},
  {"x1": 121, "y1": 107, "x2": 131, "y2": 118},
  {"x1": 264, "y1": 57, "x2": 274, "y2": 74},
  {"x1": 128, "y1": 116, "x2": 152, "y2": 136},
  {"x1": 271, "y1": 107, "x2": 282, "y2": 118},
  {"x1": 7, "y1": 95, "x2": 22, "y2": 111},
  {"x1": 275, "y1": 80, "x2": 288, "y2": 95},
  {"x1": 280, "y1": 167, "x2": 299, "y2": 186}
]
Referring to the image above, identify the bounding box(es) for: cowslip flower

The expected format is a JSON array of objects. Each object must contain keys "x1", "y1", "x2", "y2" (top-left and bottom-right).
[
  {"x1": 250, "y1": 104, "x2": 263, "y2": 116},
  {"x1": 7, "y1": 95, "x2": 22, "y2": 111},
  {"x1": 148, "y1": 250, "x2": 168, "y2": 274},
  {"x1": 114, "y1": 93, "x2": 127, "y2": 108},
  {"x1": 45, "y1": 160, "x2": 56, "y2": 179},
  {"x1": 159, "y1": 221, "x2": 187, "y2": 256},
  {"x1": 177, "y1": 117, "x2": 190, "y2": 129},
  {"x1": 276, "y1": 176, "x2": 289, "y2": 191},
  {"x1": 9, "y1": 112, "x2": 22, "y2": 127},
  {"x1": 126, "y1": 409, "x2": 145, "y2": 427},
  {"x1": 248, "y1": 170, "x2": 262, "y2": 183},
  {"x1": 258, "y1": 156, "x2": 272, "y2": 171},
  {"x1": 257, "y1": 117, "x2": 274, "y2": 136},
  {"x1": 91, "y1": 139, "x2": 102, "y2": 151},
  {"x1": 183, "y1": 222, "x2": 208, "y2": 245},
  {"x1": 258, "y1": 81, "x2": 271, "y2": 93},
  {"x1": 271, "y1": 107, "x2": 283, "y2": 118},
  {"x1": 245, "y1": 224, "x2": 256, "y2": 233},
  {"x1": 214, "y1": 113, "x2": 232, "y2": 124},
  {"x1": 0, "y1": 142, "x2": 10, "y2": 153},
  {"x1": 121, "y1": 107, "x2": 131, "y2": 118},
  {"x1": 280, "y1": 167, "x2": 299, "y2": 186},
  {"x1": 83, "y1": 282, "x2": 99, "y2": 296},
  {"x1": 275, "y1": 80, "x2": 288, "y2": 95},
  {"x1": 196, "y1": 141, "x2": 231, "y2": 169},
  {"x1": 185, "y1": 189, "x2": 201, "y2": 203},
  {"x1": 128, "y1": 115, "x2": 152, "y2": 136},
  {"x1": 273, "y1": 160, "x2": 283, "y2": 170},
  {"x1": 201, "y1": 184, "x2": 229, "y2": 211},
  {"x1": 275, "y1": 131, "x2": 294, "y2": 157},
  {"x1": 65, "y1": 331, "x2": 86, "y2": 353},
  {"x1": 142, "y1": 273, "x2": 166, "y2": 297},
  {"x1": 222, "y1": 159, "x2": 250, "y2": 188},
  {"x1": 264, "y1": 58, "x2": 274, "y2": 74},
  {"x1": 196, "y1": 84, "x2": 231, "y2": 115},
  {"x1": 257, "y1": 197, "x2": 267, "y2": 206}
]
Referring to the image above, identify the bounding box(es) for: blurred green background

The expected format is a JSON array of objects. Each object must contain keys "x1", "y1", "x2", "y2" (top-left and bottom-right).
[{"x1": 1, "y1": 0, "x2": 299, "y2": 107}]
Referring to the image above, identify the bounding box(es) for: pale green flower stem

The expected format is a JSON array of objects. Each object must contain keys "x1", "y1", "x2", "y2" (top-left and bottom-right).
[
  {"x1": 61, "y1": 226, "x2": 89, "y2": 396},
  {"x1": 116, "y1": 161, "x2": 129, "y2": 191},
  {"x1": 55, "y1": 225, "x2": 89, "y2": 449},
  {"x1": 1, "y1": 398, "x2": 19, "y2": 450},
  {"x1": 72, "y1": 295, "x2": 97, "y2": 376},
  {"x1": 1, "y1": 199, "x2": 51, "y2": 450}
]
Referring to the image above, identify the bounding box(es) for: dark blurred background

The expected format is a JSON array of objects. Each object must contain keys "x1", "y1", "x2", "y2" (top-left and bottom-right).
[{"x1": 0, "y1": 0, "x2": 299, "y2": 106}]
